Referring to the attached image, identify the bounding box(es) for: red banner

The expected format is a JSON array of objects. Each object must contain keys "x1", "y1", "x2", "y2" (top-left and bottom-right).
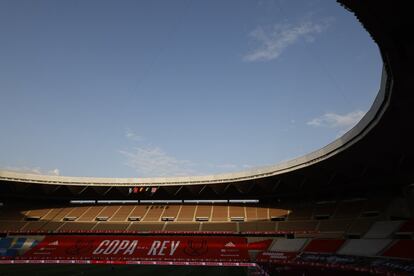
[{"x1": 21, "y1": 236, "x2": 250, "y2": 262}]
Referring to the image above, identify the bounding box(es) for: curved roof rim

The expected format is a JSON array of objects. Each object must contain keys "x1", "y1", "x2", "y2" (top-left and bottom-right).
[{"x1": 0, "y1": 63, "x2": 391, "y2": 187}]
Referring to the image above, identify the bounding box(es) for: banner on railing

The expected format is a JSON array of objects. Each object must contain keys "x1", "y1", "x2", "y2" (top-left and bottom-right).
[{"x1": 0, "y1": 235, "x2": 272, "y2": 262}]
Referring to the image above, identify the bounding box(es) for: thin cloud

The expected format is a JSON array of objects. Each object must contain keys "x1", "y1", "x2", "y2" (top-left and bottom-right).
[
  {"x1": 125, "y1": 128, "x2": 143, "y2": 142},
  {"x1": 243, "y1": 18, "x2": 332, "y2": 62},
  {"x1": 1, "y1": 166, "x2": 60, "y2": 176},
  {"x1": 119, "y1": 147, "x2": 197, "y2": 177},
  {"x1": 120, "y1": 130, "x2": 253, "y2": 177},
  {"x1": 307, "y1": 110, "x2": 366, "y2": 133}
]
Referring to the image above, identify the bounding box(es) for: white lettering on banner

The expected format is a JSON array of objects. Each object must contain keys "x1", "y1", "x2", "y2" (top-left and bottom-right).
[
  {"x1": 124, "y1": 241, "x2": 138, "y2": 255},
  {"x1": 147, "y1": 241, "x2": 180, "y2": 256},
  {"x1": 170, "y1": 241, "x2": 179, "y2": 256},
  {"x1": 93, "y1": 240, "x2": 110, "y2": 255},
  {"x1": 104, "y1": 240, "x2": 120, "y2": 254},
  {"x1": 92, "y1": 240, "x2": 138, "y2": 255}
]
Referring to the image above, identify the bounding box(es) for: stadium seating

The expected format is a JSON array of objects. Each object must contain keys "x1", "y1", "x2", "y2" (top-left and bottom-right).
[
  {"x1": 333, "y1": 200, "x2": 365, "y2": 219},
  {"x1": 337, "y1": 239, "x2": 392, "y2": 256},
  {"x1": 277, "y1": 220, "x2": 318, "y2": 232},
  {"x1": 0, "y1": 197, "x2": 404, "y2": 236},
  {"x1": 93, "y1": 222, "x2": 129, "y2": 231},
  {"x1": 363, "y1": 220, "x2": 403, "y2": 238},
  {"x1": 346, "y1": 218, "x2": 377, "y2": 237},
  {"x1": 176, "y1": 205, "x2": 196, "y2": 221},
  {"x1": 313, "y1": 201, "x2": 337, "y2": 219},
  {"x1": 164, "y1": 222, "x2": 200, "y2": 231},
  {"x1": 382, "y1": 240, "x2": 414, "y2": 259},
  {"x1": 397, "y1": 219, "x2": 414, "y2": 234},
  {"x1": 269, "y1": 238, "x2": 308, "y2": 252},
  {"x1": 201, "y1": 222, "x2": 238, "y2": 232},
  {"x1": 317, "y1": 219, "x2": 352, "y2": 233},
  {"x1": 303, "y1": 239, "x2": 345, "y2": 253}
]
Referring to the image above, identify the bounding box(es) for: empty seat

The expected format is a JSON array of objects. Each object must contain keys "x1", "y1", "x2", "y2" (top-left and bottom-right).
[
  {"x1": 229, "y1": 205, "x2": 245, "y2": 219},
  {"x1": 338, "y1": 239, "x2": 392, "y2": 256},
  {"x1": 127, "y1": 205, "x2": 148, "y2": 221},
  {"x1": 195, "y1": 205, "x2": 212, "y2": 220},
  {"x1": 245, "y1": 206, "x2": 258, "y2": 221},
  {"x1": 164, "y1": 223, "x2": 200, "y2": 231},
  {"x1": 77, "y1": 206, "x2": 105, "y2": 222},
  {"x1": 93, "y1": 222, "x2": 129, "y2": 231},
  {"x1": 39, "y1": 221, "x2": 64, "y2": 232},
  {"x1": 143, "y1": 205, "x2": 165, "y2": 221},
  {"x1": 313, "y1": 202, "x2": 337, "y2": 218},
  {"x1": 177, "y1": 205, "x2": 196, "y2": 221},
  {"x1": 333, "y1": 200, "x2": 365, "y2": 219},
  {"x1": 288, "y1": 206, "x2": 313, "y2": 220},
  {"x1": 201, "y1": 222, "x2": 237, "y2": 232},
  {"x1": 382, "y1": 240, "x2": 414, "y2": 259},
  {"x1": 364, "y1": 220, "x2": 403, "y2": 238},
  {"x1": 398, "y1": 219, "x2": 414, "y2": 234},
  {"x1": 20, "y1": 221, "x2": 46, "y2": 231},
  {"x1": 65, "y1": 206, "x2": 90, "y2": 220},
  {"x1": 347, "y1": 218, "x2": 376, "y2": 237},
  {"x1": 362, "y1": 198, "x2": 389, "y2": 216},
  {"x1": 25, "y1": 208, "x2": 53, "y2": 219},
  {"x1": 49, "y1": 207, "x2": 74, "y2": 221},
  {"x1": 256, "y1": 206, "x2": 269, "y2": 220},
  {"x1": 270, "y1": 239, "x2": 308, "y2": 252},
  {"x1": 256, "y1": 221, "x2": 277, "y2": 231},
  {"x1": 303, "y1": 239, "x2": 345, "y2": 253},
  {"x1": 278, "y1": 220, "x2": 318, "y2": 232},
  {"x1": 211, "y1": 205, "x2": 228, "y2": 221},
  {"x1": 269, "y1": 208, "x2": 289, "y2": 220},
  {"x1": 0, "y1": 209, "x2": 26, "y2": 221},
  {"x1": 161, "y1": 205, "x2": 181, "y2": 220},
  {"x1": 239, "y1": 221, "x2": 276, "y2": 232},
  {"x1": 239, "y1": 222, "x2": 257, "y2": 232},
  {"x1": 0, "y1": 221, "x2": 27, "y2": 231},
  {"x1": 318, "y1": 219, "x2": 352, "y2": 233},
  {"x1": 97, "y1": 206, "x2": 121, "y2": 220},
  {"x1": 128, "y1": 222, "x2": 164, "y2": 231},
  {"x1": 110, "y1": 205, "x2": 135, "y2": 222},
  {"x1": 59, "y1": 222, "x2": 96, "y2": 231}
]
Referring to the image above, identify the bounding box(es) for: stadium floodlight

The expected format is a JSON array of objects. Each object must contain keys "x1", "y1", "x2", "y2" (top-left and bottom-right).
[
  {"x1": 70, "y1": 200, "x2": 96, "y2": 204},
  {"x1": 97, "y1": 200, "x2": 139, "y2": 204},
  {"x1": 229, "y1": 199, "x2": 259, "y2": 203},
  {"x1": 140, "y1": 200, "x2": 182, "y2": 204},
  {"x1": 184, "y1": 200, "x2": 228, "y2": 204}
]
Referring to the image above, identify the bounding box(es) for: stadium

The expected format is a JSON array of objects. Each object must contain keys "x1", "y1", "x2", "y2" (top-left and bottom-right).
[{"x1": 0, "y1": 1, "x2": 413, "y2": 275}]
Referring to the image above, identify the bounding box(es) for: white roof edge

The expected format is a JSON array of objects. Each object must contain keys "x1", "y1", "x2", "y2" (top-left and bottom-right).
[{"x1": 0, "y1": 66, "x2": 389, "y2": 187}]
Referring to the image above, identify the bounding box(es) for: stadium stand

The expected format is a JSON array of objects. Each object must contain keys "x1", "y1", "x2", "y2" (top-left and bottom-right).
[
  {"x1": 0, "y1": 199, "x2": 403, "y2": 235},
  {"x1": 346, "y1": 218, "x2": 377, "y2": 238},
  {"x1": 363, "y1": 220, "x2": 404, "y2": 238},
  {"x1": 397, "y1": 219, "x2": 414, "y2": 235},
  {"x1": 269, "y1": 238, "x2": 308, "y2": 252},
  {"x1": 337, "y1": 239, "x2": 392, "y2": 256},
  {"x1": 303, "y1": 239, "x2": 345, "y2": 253},
  {"x1": 382, "y1": 240, "x2": 414, "y2": 259}
]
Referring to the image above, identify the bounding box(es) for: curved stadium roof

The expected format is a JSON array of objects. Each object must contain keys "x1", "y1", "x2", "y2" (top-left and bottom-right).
[{"x1": 0, "y1": 0, "x2": 413, "y2": 200}]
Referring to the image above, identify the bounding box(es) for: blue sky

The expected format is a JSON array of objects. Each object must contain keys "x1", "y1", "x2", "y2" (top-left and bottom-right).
[{"x1": 0, "y1": 0, "x2": 382, "y2": 177}]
